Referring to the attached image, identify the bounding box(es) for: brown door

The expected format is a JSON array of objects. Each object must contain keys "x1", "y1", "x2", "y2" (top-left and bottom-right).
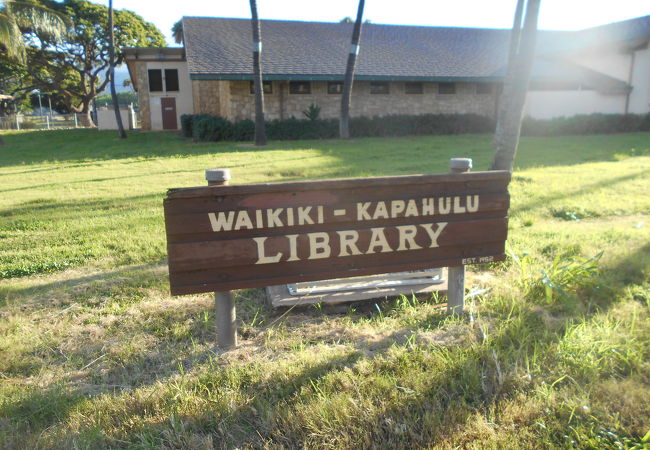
[{"x1": 161, "y1": 97, "x2": 178, "y2": 130}]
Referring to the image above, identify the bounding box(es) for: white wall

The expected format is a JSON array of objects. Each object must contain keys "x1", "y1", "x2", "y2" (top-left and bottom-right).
[
  {"x1": 571, "y1": 45, "x2": 650, "y2": 115},
  {"x1": 524, "y1": 90, "x2": 626, "y2": 119},
  {"x1": 628, "y1": 46, "x2": 650, "y2": 114},
  {"x1": 146, "y1": 60, "x2": 193, "y2": 130},
  {"x1": 573, "y1": 52, "x2": 632, "y2": 82},
  {"x1": 97, "y1": 107, "x2": 135, "y2": 130}
]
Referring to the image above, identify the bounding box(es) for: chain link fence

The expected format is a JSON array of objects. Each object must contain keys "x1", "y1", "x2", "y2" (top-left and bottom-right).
[{"x1": 0, "y1": 114, "x2": 88, "y2": 130}]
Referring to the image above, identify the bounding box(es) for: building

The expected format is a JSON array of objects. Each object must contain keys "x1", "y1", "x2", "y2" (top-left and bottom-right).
[{"x1": 124, "y1": 15, "x2": 650, "y2": 131}]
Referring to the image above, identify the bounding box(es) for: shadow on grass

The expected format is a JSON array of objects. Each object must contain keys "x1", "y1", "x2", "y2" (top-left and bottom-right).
[
  {"x1": 512, "y1": 168, "x2": 650, "y2": 215},
  {"x1": 1, "y1": 234, "x2": 646, "y2": 446},
  {"x1": 0, "y1": 155, "x2": 326, "y2": 193},
  {"x1": 0, "y1": 261, "x2": 167, "y2": 308},
  {"x1": 0, "y1": 192, "x2": 161, "y2": 218},
  {"x1": 2, "y1": 130, "x2": 648, "y2": 172}
]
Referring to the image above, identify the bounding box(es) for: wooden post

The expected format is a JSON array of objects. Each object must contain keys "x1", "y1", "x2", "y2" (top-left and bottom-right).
[
  {"x1": 205, "y1": 168, "x2": 238, "y2": 349},
  {"x1": 447, "y1": 158, "x2": 472, "y2": 315}
]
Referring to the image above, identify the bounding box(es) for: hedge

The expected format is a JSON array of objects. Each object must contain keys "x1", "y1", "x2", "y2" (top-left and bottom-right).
[
  {"x1": 180, "y1": 113, "x2": 494, "y2": 142},
  {"x1": 521, "y1": 113, "x2": 650, "y2": 136},
  {"x1": 180, "y1": 112, "x2": 650, "y2": 142}
]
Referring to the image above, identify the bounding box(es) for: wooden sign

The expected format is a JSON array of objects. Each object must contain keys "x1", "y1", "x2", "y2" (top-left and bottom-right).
[{"x1": 164, "y1": 171, "x2": 510, "y2": 295}]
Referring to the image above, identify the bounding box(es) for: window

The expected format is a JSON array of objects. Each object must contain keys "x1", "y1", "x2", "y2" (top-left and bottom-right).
[
  {"x1": 165, "y1": 69, "x2": 179, "y2": 92},
  {"x1": 438, "y1": 82, "x2": 456, "y2": 94},
  {"x1": 148, "y1": 69, "x2": 163, "y2": 92},
  {"x1": 405, "y1": 82, "x2": 423, "y2": 94},
  {"x1": 476, "y1": 83, "x2": 493, "y2": 95},
  {"x1": 289, "y1": 81, "x2": 311, "y2": 94},
  {"x1": 370, "y1": 82, "x2": 390, "y2": 94},
  {"x1": 148, "y1": 69, "x2": 179, "y2": 92},
  {"x1": 249, "y1": 80, "x2": 273, "y2": 94},
  {"x1": 328, "y1": 81, "x2": 343, "y2": 94}
]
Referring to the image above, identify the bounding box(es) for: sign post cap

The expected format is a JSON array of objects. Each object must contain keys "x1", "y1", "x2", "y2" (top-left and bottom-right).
[
  {"x1": 449, "y1": 158, "x2": 473, "y2": 172},
  {"x1": 205, "y1": 168, "x2": 231, "y2": 183}
]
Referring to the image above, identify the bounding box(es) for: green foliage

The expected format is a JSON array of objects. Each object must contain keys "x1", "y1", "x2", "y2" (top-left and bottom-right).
[
  {"x1": 181, "y1": 112, "x2": 650, "y2": 143},
  {"x1": 181, "y1": 113, "x2": 495, "y2": 142},
  {"x1": 22, "y1": 0, "x2": 165, "y2": 115},
  {"x1": 522, "y1": 113, "x2": 650, "y2": 136},
  {"x1": 95, "y1": 90, "x2": 137, "y2": 107},
  {"x1": 539, "y1": 252, "x2": 603, "y2": 304},
  {"x1": 350, "y1": 113, "x2": 495, "y2": 137},
  {"x1": 302, "y1": 103, "x2": 321, "y2": 121},
  {"x1": 0, "y1": 0, "x2": 68, "y2": 61},
  {"x1": 194, "y1": 115, "x2": 233, "y2": 141},
  {"x1": 509, "y1": 250, "x2": 604, "y2": 306}
]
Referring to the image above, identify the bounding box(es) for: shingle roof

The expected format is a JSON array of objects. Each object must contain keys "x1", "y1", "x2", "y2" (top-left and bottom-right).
[
  {"x1": 183, "y1": 17, "x2": 521, "y2": 80},
  {"x1": 543, "y1": 15, "x2": 650, "y2": 55},
  {"x1": 181, "y1": 15, "x2": 649, "y2": 88}
]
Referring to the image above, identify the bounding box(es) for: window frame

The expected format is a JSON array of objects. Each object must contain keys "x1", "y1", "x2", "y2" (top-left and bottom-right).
[
  {"x1": 476, "y1": 83, "x2": 493, "y2": 95},
  {"x1": 327, "y1": 81, "x2": 343, "y2": 94},
  {"x1": 404, "y1": 82, "x2": 423, "y2": 94},
  {"x1": 148, "y1": 69, "x2": 163, "y2": 92},
  {"x1": 249, "y1": 80, "x2": 273, "y2": 95},
  {"x1": 369, "y1": 82, "x2": 390, "y2": 95},
  {"x1": 438, "y1": 82, "x2": 456, "y2": 95},
  {"x1": 164, "y1": 69, "x2": 179, "y2": 92},
  {"x1": 289, "y1": 81, "x2": 311, "y2": 94}
]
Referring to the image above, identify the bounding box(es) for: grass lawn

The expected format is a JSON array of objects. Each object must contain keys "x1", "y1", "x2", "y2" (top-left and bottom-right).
[{"x1": 0, "y1": 129, "x2": 648, "y2": 448}]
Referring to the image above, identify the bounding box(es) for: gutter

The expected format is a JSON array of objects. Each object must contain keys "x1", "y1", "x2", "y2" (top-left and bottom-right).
[
  {"x1": 189, "y1": 73, "x2": 504, "y2": 83},
  {"x1": 624, "y1": 51, "x2": 635, "y2": 114}
]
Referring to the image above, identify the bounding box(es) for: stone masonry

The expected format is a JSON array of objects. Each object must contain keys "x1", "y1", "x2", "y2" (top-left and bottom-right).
[
  {"x1": 135, "y1": 62, "x2": 151, "y2": 130},
  {"x1": 191, "y1": 79, "x2": 499, "y2": 122},
  {"x1": 191, "y1": 79, "x2": 231, "y2": 117}
]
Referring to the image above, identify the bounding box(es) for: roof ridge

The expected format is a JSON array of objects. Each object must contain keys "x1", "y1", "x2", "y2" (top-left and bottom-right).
[
  {"x1": 577, "y1": 14, "x2": 650, "y2": 32},
  {"x1": 181, "y1": 16, "x2": 581, "y2": 33}
]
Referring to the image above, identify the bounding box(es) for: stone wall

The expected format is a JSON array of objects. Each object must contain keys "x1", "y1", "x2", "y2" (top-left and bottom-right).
[
  {"x1": 220, "y1": 80, "x2": 498, "y2": 121},
  {"x1": 135, "y1": 62, "x2": 151, "y2": 130},
  {"x1": 192, "y1": 79, "x2": 231, "y2": 117}
]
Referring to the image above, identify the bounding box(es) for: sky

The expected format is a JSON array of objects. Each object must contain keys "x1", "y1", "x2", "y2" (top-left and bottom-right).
[{"x1": 97, "y1": 0, "x2": 649, "y2": 46}]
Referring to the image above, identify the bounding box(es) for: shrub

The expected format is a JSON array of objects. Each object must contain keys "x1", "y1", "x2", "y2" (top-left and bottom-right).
[
  {"x1": 522, "y1": 113, "x2": 650, "y2": 136},
  {"x1": 231, "y1": 119, "x2": 255, "y2": 141},
  {"x1": 180, "y1": 114, "x2": 193, "y2": 138},
  {"x1": 179, "y1": 112, "x2": 650, "y2": 142},
  {"x1": 194, "y1": 116, "x2": 234, "y2": 141},
  {"x1": 302, "y1": 104, "x2": 321, "y2": 121}
]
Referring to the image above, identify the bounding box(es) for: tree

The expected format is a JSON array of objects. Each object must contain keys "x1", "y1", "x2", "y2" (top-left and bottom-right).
[
  {"x1": 0, "y1": 0, "x2": 67, "y2": 144},
  {"x1": 490, "y1": 0, "x2": 541, "y2": 171},
  {"x1": 108, "y1": 0, "x2": 125, "y2": 138},
  {"x1": 339, "y1": 0, "x2": 365, "y2": 139},
  {"x1": 25, "y1": 0, "x2": 165, "y2": 127},
  {"x1": 0, "y1": 0, "x2": 67, "y2": 61},
  {"x1": 249, "y1": 0, "x2": 267, "y2": 146},
  {"x1": 172, "y1": 19, "x2": 183, "y2": 44}
]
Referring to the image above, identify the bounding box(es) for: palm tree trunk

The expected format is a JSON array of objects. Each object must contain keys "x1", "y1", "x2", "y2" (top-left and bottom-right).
[
  {"x1": 493, "y1": 0, "x2": 524, "y2": 146},
  {"x1": 490, "y1": 0, "x2": 541, "y2": 171},
  {"x1": 339, "y1": 0, "x2": 365, "y2": 139},
  {"x1": 250, "y1": 0, "x2": 267, "y2": 146},
  {"x1": 108, "y1": 0, "x2": 126, "y2": 138}
]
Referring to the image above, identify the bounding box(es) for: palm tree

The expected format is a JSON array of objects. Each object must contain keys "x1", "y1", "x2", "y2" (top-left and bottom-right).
[
  {"x1": 490, "y1": 0, "x2": 541, "y2": 171},
  {"x1": 249, "y1": 0, "x2": 266, "y2": 146},
  {"x1": 0, "y1": 0, "x2": 67, "y2": 145},
  {"x1": 108, "y1": 0, "x2": 126, "y2": 138},
  {"x1": 172, "y1": 19, "x2": 183, "y2": 44},
  {"x1": 339, "y1": 0, "x2": 365, "y2": 139},
  {"x1": 0, "y1": 0, "x2": 67, "y2": 61}
]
